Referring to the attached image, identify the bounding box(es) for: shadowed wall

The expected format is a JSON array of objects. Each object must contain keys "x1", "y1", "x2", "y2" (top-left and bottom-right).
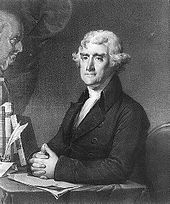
[{"x1": 21, "y1": 0, "x2": 169, "y2": 146}]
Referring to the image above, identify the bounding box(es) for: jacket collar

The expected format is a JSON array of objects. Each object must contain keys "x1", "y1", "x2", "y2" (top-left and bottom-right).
[
  {"x1": 77, "y1": 74, "x2": 122, "y2": 113},
  {"x1": 102, "y1": 74, "x2": 122, "y2": 112}
]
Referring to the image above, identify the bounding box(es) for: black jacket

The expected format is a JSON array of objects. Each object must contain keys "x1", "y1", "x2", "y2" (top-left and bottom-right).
[{"x1": 47, "y1": 74, "x2": 150, "y2": 185}]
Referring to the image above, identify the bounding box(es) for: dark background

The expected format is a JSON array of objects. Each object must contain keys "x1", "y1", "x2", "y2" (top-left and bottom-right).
[{"x1": 1, "y1": 0, "x2": 169, "y2": 146}]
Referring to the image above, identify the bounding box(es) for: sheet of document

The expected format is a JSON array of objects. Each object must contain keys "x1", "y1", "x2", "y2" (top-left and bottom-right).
[
  {"x1": 0, "y1": 162, "x2": 14, "y2": 177},
  {"x1": 8, "y1": 173, "x2": 82, "y2": 199},
  {"x1": 37, "y1": 185, "x2": 81, "y2": 199},
  {"x1": 8, "y1": 173, "x2": 81, "y2": 188}
]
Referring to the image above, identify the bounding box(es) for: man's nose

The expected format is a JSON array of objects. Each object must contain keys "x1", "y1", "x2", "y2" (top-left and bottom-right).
[
  {"x1": 86, "y1": 58, "x2": 95, "y2": 72},
  {"x1": 15, "y1": 41, "x2": 23, "y2": 53}
]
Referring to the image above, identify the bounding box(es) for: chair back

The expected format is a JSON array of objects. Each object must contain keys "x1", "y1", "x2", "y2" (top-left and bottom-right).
[{"x1": 146, "y1": 123, "x2": 170, "y2": 202}]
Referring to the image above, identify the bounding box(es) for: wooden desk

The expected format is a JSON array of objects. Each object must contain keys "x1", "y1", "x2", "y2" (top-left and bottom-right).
[
  {"x1": 0, "y1": 176, "x2": 149, "y2": 204},
  {"x1": 0, "y1": 177, "x2": 64, "y2": 204}
]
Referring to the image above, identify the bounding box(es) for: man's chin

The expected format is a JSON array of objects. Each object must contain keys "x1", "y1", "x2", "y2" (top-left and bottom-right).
[
  {"x1": 10, "y1": 55, "x2": 17, "y2": 63},
  {"x1": 84, "y1": 80, "x2": 96, "y2": 86},
  {"x1": 84, "y1": 81, "x2": 100, "y2": 89},
  {"x1": 8, "y1": 56, "x2": 16, "y2": 65},
  {"x1": 1, "y1": 62, "x2": 9, "y2": 71},
  {"x1": 2, "y1": 58, "x2": 15, "y2": 70}
]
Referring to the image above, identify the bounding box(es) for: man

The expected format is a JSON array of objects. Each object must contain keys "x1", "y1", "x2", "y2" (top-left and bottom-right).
[
  {"x1": 0, "y1": 10, "x2": 23, "y2": 75},
  {"x1": 0, "y1": 10, "x2": 23, "y2": 104},
  {"x1": 29, "y1": 30, "x2": 150, "y2": 185}
]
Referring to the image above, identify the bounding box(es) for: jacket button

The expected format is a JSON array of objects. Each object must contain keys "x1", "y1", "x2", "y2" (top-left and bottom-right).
[
  {"x1": 88, "y1": 153, "x2": 94, "y2": 158},
  {"x1": 98, "y1": 122, "x2": 104, "y2": 128},
  {"x1": 91, "y1": 137, "x2": 98, "y2": 144}
]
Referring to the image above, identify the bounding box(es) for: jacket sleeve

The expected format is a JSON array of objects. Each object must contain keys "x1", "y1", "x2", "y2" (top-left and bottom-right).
[
  {"x1": 26, "y1": 124, "x2": 66, "y2": 174},
  {"x1": 47, "y1": 125, "x2": 67, "y2": 156},
  {"x1": 53, "y1": 104, "x2": 150, "y2": 185}
]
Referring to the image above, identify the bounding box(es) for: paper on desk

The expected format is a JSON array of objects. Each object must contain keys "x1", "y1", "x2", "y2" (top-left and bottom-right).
[
  {"x1": 8, "y1": 173, "x2": 81, "y2": 188},
  {"x1": 37, "y1": 185, "x2": 81, "y2": 199},
  {"x1": 0, "y1": 162, "x2": 14, "y2": 177},
  {"x1": 8, "y1": 173, "x2": 82, "y2": 199}
]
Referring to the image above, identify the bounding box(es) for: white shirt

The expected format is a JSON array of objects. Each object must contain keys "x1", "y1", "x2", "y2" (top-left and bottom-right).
[{"x1": 75, "y1": 74, "x2": 114, "y2": 127}]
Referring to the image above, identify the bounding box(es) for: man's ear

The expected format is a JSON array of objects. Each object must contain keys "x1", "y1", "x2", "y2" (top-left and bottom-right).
[
  {"x1": 109, "y1": 61, "x2": 121, "y2": 75},
  {"x1": 109, "y1": 61, "x2": 117, "y2": 70}
]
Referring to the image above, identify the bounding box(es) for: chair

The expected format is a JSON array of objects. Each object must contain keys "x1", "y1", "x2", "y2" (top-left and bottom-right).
[{"x1": 146, "y1": 123, "x2": 170, "y2": 203}]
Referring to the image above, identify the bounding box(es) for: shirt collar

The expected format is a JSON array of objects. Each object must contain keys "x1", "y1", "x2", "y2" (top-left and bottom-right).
[
  {"x1": 78, "y1": 74, "x2": 122, "y2": 112},
  {"x1": 87, "y1": 73, "x2": 114, "y2": 98}
]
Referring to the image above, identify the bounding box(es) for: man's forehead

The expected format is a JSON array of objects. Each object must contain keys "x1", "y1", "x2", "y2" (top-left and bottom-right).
[
  {"x1": 9, "y1": 18, "x2": 21, "y2": 35},
  {"x1": 2, "y1": 14, "x2": 22, "y2": 38},
  {"x1": 2, "y1": 26, "x2": 19, "y2": 42},
  {"x1": 80, "y1": 43, "x2": 108, "y2": 55}
]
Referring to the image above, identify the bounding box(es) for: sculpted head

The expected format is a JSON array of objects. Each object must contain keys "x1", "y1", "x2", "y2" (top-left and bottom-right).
[
  {"x1": 0, "y1": 10, "x2": 23, "y2": 73},
  {"x1": 72, "y1": 30, "x2": 131, "y2": 89}
]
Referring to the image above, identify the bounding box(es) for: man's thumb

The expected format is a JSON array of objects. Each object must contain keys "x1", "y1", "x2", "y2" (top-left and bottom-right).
[{"x1": 43, "y1": 144, "x2": 54, "y2": 156}]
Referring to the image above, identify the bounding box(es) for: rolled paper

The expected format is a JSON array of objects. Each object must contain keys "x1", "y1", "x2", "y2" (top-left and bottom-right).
[
  {"x1": 1, "y1": 103, "x2": 13, "y2": 157},
  {"x1": 0, "y1": 106, "x2": 5, "y2": 158}
]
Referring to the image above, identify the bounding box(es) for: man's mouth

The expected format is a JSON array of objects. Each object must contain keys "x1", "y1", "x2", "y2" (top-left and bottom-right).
[
  {"x1": 9, "y1": 54, "x2": 17, "y2": 62},
  {"x1": 85, "y1": 73, "x2": 96, "y2": 77}
]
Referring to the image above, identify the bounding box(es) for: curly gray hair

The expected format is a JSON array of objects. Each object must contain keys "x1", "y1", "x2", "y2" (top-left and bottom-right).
[
  {"x1": 0, "y1": 10, "x2": 23, "y2": 36},
  {"x1": 72, "y1": 30, "x2": 131, "y2": 73}
]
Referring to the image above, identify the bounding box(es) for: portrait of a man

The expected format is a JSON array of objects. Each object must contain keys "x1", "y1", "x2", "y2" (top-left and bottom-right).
[
  {"x1": 29, "y1": 30, "x2": 150, "y2": 186},
  {"x1": 0, "y1": 0, "x2": 169, "y2": 204},
  {"x1": 0, "y1": 10, "x2": 23, "y2": 74},
  {"x1": 0, "y1": 10, "x2": 23, "y2": 104}
]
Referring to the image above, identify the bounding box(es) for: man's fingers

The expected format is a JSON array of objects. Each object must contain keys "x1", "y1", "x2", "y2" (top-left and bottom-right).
[
  {"x1": 42, "y1": 144, "x2": 55, "y2": 157},
  {"x1": 32, "y1": 151, "x2": 49, "y2": 159},
  {"x1": 32, "y1": 162, "x2": 46, "y2": 168},
  {"x1": 29, "y1": 157, "x2": 46, "y2": 164},
  {"x1": 32, "y1": 170, "x2": 46, "y2": 177},
  {"x1": 30, "y1": 162, "x2": 46, "y2": 173},
  {"x1": 32, "y1": 152, "x2": 41, "y2": 158},
  {"x1": 40, "y1": 175, "x2": 48, "y2": 179},
  {"x1": 31, "y1": 167, "x2": 41, "y2": 172},
  {"x1": 35, "y1": 152, "x2": 49, "y2": 159}
]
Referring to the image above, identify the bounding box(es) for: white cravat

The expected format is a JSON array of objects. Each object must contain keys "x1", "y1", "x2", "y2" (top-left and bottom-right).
[
  {"x1": 75, "y1": 89, "x2": 101, "y2": 127},
  {"x1": 75, "y1": 74, "x2": 115, "y2": 128}
]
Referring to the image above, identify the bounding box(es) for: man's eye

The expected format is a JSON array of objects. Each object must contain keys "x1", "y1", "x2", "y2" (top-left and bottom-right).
[
  {"x1": 95, "y1": 57, "x2": 103, "y2": 62},
  {"x1": 81, "y1": 56, "x2": 88, "y2": 60},
  {"x1": 10, "y1": 38, "x2": 17, "y2": 45},
  {"x1": 10, "y1": 37, "x2": 20, "y2": 46}
]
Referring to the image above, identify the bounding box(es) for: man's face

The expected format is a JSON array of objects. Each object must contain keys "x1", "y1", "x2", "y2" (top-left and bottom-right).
[
  {"x1": 80, "y1": 42, "x2": 113, "y2": 89},
  {"x1": 0, "y1": 18, "x2": 23, "y2": 71}
]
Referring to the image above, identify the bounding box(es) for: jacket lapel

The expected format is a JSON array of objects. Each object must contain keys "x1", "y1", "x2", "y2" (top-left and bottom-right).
[
  {"x1": 62, "y1": 102, "x2": 83, "y2": 136},
  {"x1": 73, "y1": 103, "x2": 105, "y2": 140},
  {"x1": 62, "y1": 89, "x2": 88, "y2": 137}
]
